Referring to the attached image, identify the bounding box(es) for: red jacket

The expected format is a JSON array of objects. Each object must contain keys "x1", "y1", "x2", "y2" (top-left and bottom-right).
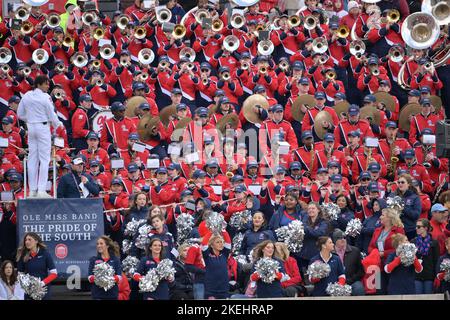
[
  {"x1": 368, "y1": 226, "x2": 405, "y2": 262},
  {"x1": 281, "y1": 256, "x2": 303, "y2": 288},
  {"x1": 258, "y1": 119, "x2": 298, "y2": 155},
  {"x1": 100, "y1": 117, "x2": 137, "y2": 152},
  {"x1": 118, "y1": 273, "x2": 130, "y2": 300}
]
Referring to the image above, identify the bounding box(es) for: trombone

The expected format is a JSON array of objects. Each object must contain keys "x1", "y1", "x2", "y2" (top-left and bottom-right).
[
  {"x1": 32, "y1": 49, "x2": 49, "y2": 65},
  {"x1": 288, "y1": 15, "x2": 301, "y2": 28},
  {"x1": 388, "y1": 46, "x2": 404, "y2": 63},
  {"x1": 156, "y1": 7, "x2": 172, "y2": 24},
  {"x1": 257, "y1": 40, "x2": 274, "y2": 56},
  {"x1": 179, "y1": 47, "x2": 196, "y2": 62},
  {"x1": 72, "y1": 52, "x2": 88, "y2": 68},
  {"x1": 134, "y1": 26, "x2": 147, "y2": 39},
  {"x1": 172, "y1": 24, "x2": 186, "y2": 39},
  {"x1": 223, "y1": 35, "x2": 240, "y2": 52},
  {"x1": 231, "y1": 13, "x2": 245, "y2": 29},
  {"x1": 304, "y1": 15, "x2": 318, "y2": 30},
  {"x1": 46, "y1": 13, "x2": 61, "y2": 28},
  {"x1": 100, "y1": 44, "x2": 115, "y2": 60},
  {"x1": 195, "y1": 9, "x2": 210, "y2": 24},
  {"x1": 138, "y1": 48, "x2": 155, "y2": 65},
  {"x1": 15, "y1": 6, "x2": 30, "y2": 21},
  {"x1": 312, "y1": 37, "x2": 328, "y2": 54},
  {"x1": 117, "y1": 14, "x2": 130, "y2": 30},
  {"x1": 0, "y1": 48, "x2": 12, "y2": 64},
  {"x1": 212, "y1": 19, "x2": 224, "y2": 32},
  {"x1": 21, "y1": 21, "x2": 34, "y2": 35}
]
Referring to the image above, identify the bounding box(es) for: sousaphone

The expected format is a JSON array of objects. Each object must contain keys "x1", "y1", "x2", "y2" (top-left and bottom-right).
[
  {"x1": 217, "y1": 114, "x2": 239, "y2": 134},
  {"x1": 373, "y1": 92, "x2": 396, "y2": 113},
  {"x1": 159, "y1": 105, "x2": 177, "y2": 127},
  {"x1": 138, "y1": 115, "x2": 161, "y2": 141},
  {"x1": 313, "y1": 111, "x2": 332, "y2": 140},
  {"x1": 399, "y1": 103, "x2": 421, "y2": 132},
  {"x1": 292, "y1": 94, "x2": 315, "y2": 122},
  {"x1": 242, "y1": 94, "x2": 270, "y2": 124},
  {"x1": 125, "y1": 96, "x2": 148, "y2": 118}
]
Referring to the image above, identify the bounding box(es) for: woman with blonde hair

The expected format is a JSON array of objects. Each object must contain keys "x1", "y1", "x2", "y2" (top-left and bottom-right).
[
  {"x1": 16, "y1": 232, "x2": 58, "y2": 300},
  {"x1": 274, "y1": 242, "x2": 305, "y2": 297},
  {"x1": 384, "y1": 233, "x2": 423, "y2": 295},
  {"x1": 88, "y1": 235, "x2": 122, "y2": 300}
]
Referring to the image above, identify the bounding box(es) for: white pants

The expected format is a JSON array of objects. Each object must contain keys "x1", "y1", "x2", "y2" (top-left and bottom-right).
[{"x1": 27, "y1": 123, "x2": 51, "y2": 193}]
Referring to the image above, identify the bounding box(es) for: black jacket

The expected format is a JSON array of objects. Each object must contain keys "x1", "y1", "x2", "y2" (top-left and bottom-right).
[
  {"x1": 412, "y1": 237, "x2": 440, "y2": 281},
  {"x1": 172, "y1": 260, "x2": 193, "y2": 292},
  {"x1": 335, "y1": 245, "x2": 365, "y2": 285},
  {"x1": 57, "y1": 171, "x2": 100, "y2": 198}
]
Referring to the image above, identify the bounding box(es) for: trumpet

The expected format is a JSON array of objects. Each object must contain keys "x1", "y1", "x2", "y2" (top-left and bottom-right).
[
  {"x1": 279, "y1": 60, "x2": 289, "y2": 71},
  {"x1": 304, "y1": 15, "x2": 318, "y2": 30},
  {"x1": 56, "y1": 64, "x2": 65, "y2": 72},
  {"x1": 93, "y1": 27, "x2": 105, "y2": 40},
  {"x1": 21, "y1": 21, "x2": 34, "y2": 35},
  {"x1": 96, "y1": 79, "x2": 104, "y2": 87},
  {"x1": 202, "y1": 77, "x2": 209, "y2": 85},
  {"x1": 212, "y1": 19, "x2": 224, "y2": 32},
  {"x1": 187, "y1": 63, "x2": 195, "y2": 70},
  {"x1": 259, "y1": 65, "x2": 268, "y2": 74},
  {"x1": 54, "y1": 91, "x2": 63, "y2": 99},
  {"x1": 195, "y1": 9, "x2": 210, "y2": 24},
  {"x1": 388, "y1": 46, "x2": 404, "y2": 63},
  {"x1": 172, "y1": 24, "x2": 186, "y2": 39},
  {"x1": 159, "y1": 61, "x2": 170, "y2": 69},
  {"x1": 241, "y1": 61, "x2": 250, "y2": 70},
  {"x1": 15, "y1": 6, "x2": 30, "y2": 21},
  {"x1": 231, "y1": 13, "x2": 245, "y2": 29},
  {"x1": 424, "y1": 61, "x2": 434, "y2": 71},
  {"x1": 370, "y1": 66, "x2": 380, "y2": 76},
  {"x1": 1, "y1": 64, "x2": 10, "y2": 73},
  {"x1": 387, "y1": 9, "x2": 400, "y2": 23},
  {"x1": 72, "y1": 52, "x2": 88, "y2": 68},
  {"x1": 288, "y1": 15, "x2": 301, "y2": 28},
  {"x1": 92, "y1": 60, "x2": 101, "y2": 69},
  {"x1": 134, "y1": 26, "x2": 147, "y2": 39},
  {"x1": 312, "y1": 37, "x2": 328, "y2": 54},
  {"x1": 46, "y1": 13, "x2": 61, "y2": 28},
  {"x1": 221, "y1": 71, "x2": 231, "y2": 81},
  {"x1": 32, "y1": 49, "x2": 49, "y2": 65},
  {"x1": 335, "y1": 25, "x2": 350, "y2": 38},
  {"x1": 0, "y1": 48, "x2": 12, "y2": 64},
  {"x1": 226, "y1": 171, "x2": 234, "y2": 179},
  {"x1": 187, "y1": 179, "x2": 195, "y2": 185},
  {"x1": 141, "y1": 73, "x2": 149, "y2": 81},
  {"x1": 82, "y1": 12, "x2": 97, "y2": 26},
  {"x1": 223, "y1": 35, "x2": 240, "y2": 52},
  {"x1": 63, "y1": 34, "x2": 74, "y2": 47},
  {"x1": 138, "y1": 48, "x2": 155, "y2": 65},
  {"x1": 117, "y1": 14, "x2": 130, "y2": 30},
  {"x1": 120, "y1": 57, "x2": 129, "y2": 67},
  {"x1": 156, "y1": 8, "x2": 172, "y2": 24},
  {"x1": 100, "y1": 44, "x2": 115, "y2": 60},
  {"x1": 23, "y1": 67, "x2": 32, "y2": 76},
  {"x1": 325, "y1": 69, "x2": 337, "y2": 80}
]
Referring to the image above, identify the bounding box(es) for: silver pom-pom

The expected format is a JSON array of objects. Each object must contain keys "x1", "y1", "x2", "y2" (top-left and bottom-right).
[
  {"x1": 124, "y1": 218, "x2": 146, "y2": 237},
  {"x1": 176, "y1": 213, "x2": 195, "y2": 246},
  {"x1": 276, "y1": 220, "x2": 305, "y2": 253},
  {"x1": 135, "y1": 224, "x2": 153, "y2": 250},
  {"x1": 232, "y1": 232, "x2": 245, "y2": 255},
  {"x1": 326, "y1": 282, "x2": 352, "y2": 296},
  {"x1": 386, "y1": 196, "x2": 405, "y2": 214},
  {"x1": 275, "y1": 225, "x2": 290, "y2": 242},
  {"x1": 122, "y1": 256, "x2": 140, "y2": 277},
  {"x1": 439, "y1": 259, "x2": 450, "y2": 282},
  {"x1": 345, "y1": 218, "x2": 363, "y2": 237},
  {"x1": 321, "y1": 203, "x2": 340, "y2": 221},
  {"x1": 396, "y1": 242, "x2": 417, "y2": 266},
  {"x1": 18, "y1": 273, "x2": 47, "y2": 300},
  {"x1": 206, "y1": 211, "x2": 226, "y2": 235},
  {"x1": 155, "y1": 259, "x2": 176, "y2": 280},
  {"x1": 93, "y1": 262, "x2": 116, "y2": 291},
  {"x1": 254, "y1": 257, "x2": 280, "y2": 284},
  {"x1": 139, "y1": 269, "x2": 159, "y2": 292},
  {"x1": 306, "y1": 260, "x2": 331, "y2": 279},
  {"x1": 122, "y1": 239, "x2": 132, "y2": 255},
  {"x1": 229, "y1": 210, "x2": 252, "y2": 230}
]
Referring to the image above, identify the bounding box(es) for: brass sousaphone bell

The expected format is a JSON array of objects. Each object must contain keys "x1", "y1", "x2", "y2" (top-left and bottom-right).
[
  {"x1": 242, "y1": 94, "x2": 270, "y2": 124},
  {"x1": 292, "y1": 94, "x2": 315, "y2": 122},
  {"x1": 401, "y1": 12, "x2": 440, "y2": 50}
]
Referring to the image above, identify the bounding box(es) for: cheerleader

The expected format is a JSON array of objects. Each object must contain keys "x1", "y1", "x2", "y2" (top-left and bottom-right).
[
  {"x1": 133, "y1": 238, "x2": 174, "y2": 300},
  {"x1": 435, "y1": 238, "x2": 450, "y2": 294},
  {"x1": 0, "y1": 260, "x2": 24, "y2": 300},
  {"x1": 240, "y1": 211, "x2": 276, "y2": 256},
  {"x1": 88, "y1": 236, "x2": 122, "y2": 300},
  {"x1": 16, "y1": 233, "x2": 58, "y2": 300}
]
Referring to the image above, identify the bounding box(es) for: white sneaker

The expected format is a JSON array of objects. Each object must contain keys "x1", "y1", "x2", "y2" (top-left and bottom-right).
[
  {"x1": 36, "y1": 192, "x2": 53, "y2": 199},
  {"x1": 28, "y1": 191, "x2": 37, "y2": 198}
]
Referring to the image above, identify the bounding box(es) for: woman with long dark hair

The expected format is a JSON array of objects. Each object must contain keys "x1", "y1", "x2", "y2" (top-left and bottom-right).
[
  {"x1": 133, "y1": 238, "x2": 173, "y2": 300},
  {"x1": 0, "y1": 260, "x2": 24, "y2": 300},
  {"x1": 123, "y1": 192, "x2": 149, "y2": 225},
  {"x1": 240, "y1": 211, "x2": 275, "y2": 256},
  {"x1": 88, "y1": 236, "x2": 122, "y2": 300},
  {"x1": 393, "y1": 174, "x2": 421, "y2": 240},
  {"x1": 333, "y1": 194, "x2": 355, "y2": 232},
  {"x1": 358, "y1": 198, "x2": 386, "y2": 254},
  {"x1": 16, "y1": 232, "x2": 58, "y2": 300},
  {"x1": 269, "y1": 194, "x2": 302, "y2": 230}
]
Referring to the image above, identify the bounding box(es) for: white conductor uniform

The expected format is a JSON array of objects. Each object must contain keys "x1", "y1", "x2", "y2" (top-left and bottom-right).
[{"x1": 17, "y1": 88, "x2": 62, "y2": 196}]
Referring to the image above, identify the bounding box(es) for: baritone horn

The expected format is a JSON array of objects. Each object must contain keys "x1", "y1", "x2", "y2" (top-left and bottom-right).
[
  {"x1": 156, "y1": 7, "x2": 172, "y2": 23},
  {"x1": 288, "y1": 15, "x2": 301, "y2": 28},
  {"x1": 180, "y1": 47, "x2": 196, "y2": 62},
  {"x1": 138, "y1": 48, "x2": 155, "y2": 65},
  {"x1": 93, "y1": 27, "x2": 105, "y2": 40},
  {"x1": 422, "y1": 0, "x2": 450, "y2": 25},
  {"x1": 336, "y1": 25, "x2": 350, "y2": 38},
  {"x1": 72, "y1": 52, "x2": 88, "y2": 68},
  {"x1": 15, "y1": 6, "x2": 30, "y2": 21},
  {"x1": 46, "y1": 13, "x2": 61, "y2": 28},
  {"x1": 312, "y1": 37, "x2": 328, "y2": 54},
  {"x1": 117, "y1": 14, "x2": 130, "y2": 30},
  {"x1": 257, "y1": 40, "x2": 274, "y2": 56},
  {"x1": 195, "y1": 9, "x2": 210, "y2": 24},
  {"x1": 172, "y1": 24, "x2": 186, "y2": 39},
  {"x1": 223, "y1": 35, "x2": 240, "y2": 52},
  {"x1": 349, "y1": 40, "x2": 366, "y2": 57},
  {"x1": 32, "y1": 49, "x2": 49, "y2": 65},
  {"x1": 231, "y1": 13, "x2": 245, "y2": 29},
  {"x1": 100, "y1": 44, "x2": 115, "y2": 60}
]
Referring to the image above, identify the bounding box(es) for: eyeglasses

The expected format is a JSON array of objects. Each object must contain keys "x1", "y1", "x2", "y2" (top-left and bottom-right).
[
  {"x1": 398, "y1": 181, "x2": 407, "y2": 184},
  {"x1": 416, "y1": 225, "x2": 424, "y2": 229},
  {"x1": 361, "y1": 178, "x2": 370, "y2": 181}
]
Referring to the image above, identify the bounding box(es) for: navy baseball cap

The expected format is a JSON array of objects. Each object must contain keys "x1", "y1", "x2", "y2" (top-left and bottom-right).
[
  {"x1": 128, "y1": 133, "x2": 139, "y2": 140},
  {"x1": 231, "y1": 174, "x2": 244, "y2": 182},
  {"x1": 368, "y1": 182, "x2": 380, "y2": 192},
  {"x1": 2, "y1": 117, "x2": 13, "y2": 125},
  {"x1": 139, "y1": 103, "x2": 150, "y2": 110},
  {"x1": 241, "y1": 52, "x2": 251, "y2": 59},
  {"x1": 204, "y1": 136, "x2": 214, "y2": 145},
  {"x1": 111, "y1": 178, "x2": 123, "y2": 185},
  {"x1": 16, "y1": 62, "x2": 27, "y2": 69},
  {"x1": 79, "y1": 94, "x2": 92, "y2": 102},
  {"x1": 420, "y1": 86, "x2": 431, "y2": 94},
  {"x1": 247, "y1": 160, "x2": 259, "y2": 169},
  {"x1": 397, "y1": 168, "x2": 409, "y2": 175},
  {"x1": 257, "y1": 56, "x2": 269, "y2": 63},
  {"x1": 359, "y1": 171, "x2": 371, "y2": 180},
  {"x1": 335, "y1": 92, "x2": 346, "y2": 100},
  {"x1": 331, "y1": 174, "x2": 342, "y2": 183},
  {"x1": 192, "y1": 169, "x2": 207, "y2": 179},
  {"x1": 8, "y1": 173, "x2": 22, "y2": 182},
  {"x1": 324, "y1": 133, "x2": 335, "y2": 142},
  {"x1": 180, "y1": 189, "x2": 193, "y2": 198},
  {"x1": 286, "y1": 185, "x2": 300, "y2": 193},
  {"x1": 110, "y1": 153, "x2": 121, "y2": 159},
  {"x1": 200, "y1": 62, "x2": 211, "y2": 70},
  {"x1": 408, "y1": 89, "x2": 421, "y2": 97},
  {"x1": 292, "y1": 61, "x2": 303, "y2": 70},
  {"x1": 317, "y1": 168, "x2": 328, "y2": 174},
  {"x1": 86, "y1": 131, "x2": 99, "y2": 140},
  {"x1": 90, "y1": 159, "x2": 100, "y2": 167},
  {"x1": 327, "y1": 161, "x2": 340, "y2": 168},
  {"x1": 299, "y1": 77, "x2": 310, "y2": 85},
  {"x1": 237, "y1": 142, "x2": 246, "y2": 149},
  {"x1": 368, "y1": 57, "x2": 378, "y2": 65},
  {"x1": 418, "y1": 58, "x2": 428, "y2": 65},
  {"x1": 404, "y1": 149, "x2": 415, "y2": 159},
  {"x1": 218, "y1": 66, "x2": 230, "y2": 73},
  {"x1": 290, "y1": 162, "x2": 301, "y2": 170},
  {"x1": 385, "y1": 121, "x2": 397, "y2": 129},
  {"x1": 205, "y1": 158, "x2": 219, "y2": 167},
  {"x1": 315, "y1": 91, "x2": 326, "y2": 100},
  {"x1": 159, "y1": 55, "x2": 169, "y2": 62},
  {"x1": 195, "y1": 107, "x2": 209, "y2": 116},
  {"x1": 156, "y1": 167, "x2": 168, "y2": 174},
  {"x1": 368, "y1": 162, "x2": 381, "y2": 172},
  {"x1": 215, "y1": 89, "x2": 225, "y2": 97},
  {"x1": 54, "y1": 26, "x2": 64, "y2": 33},
  {"x1": 127, "y1": 163, "x2": 139, "y2": 172},
  {"x1": 132, "y1": 82, "x2": 146, "y2": 91},
  {"x1": 348, "y1": 104, "x2": 360, "y2": 116},
  {"x1": 8, "y1": 96, "x2": 20, "y2": 103},
  {"x1": 272, "y1": 104, "x2": 284, "y2": 113},
  {"x1": 421, "y1": 128, "x2": 433, "y2": 135},
  {"x1": 219, "y1": 96, "x2": 231, "y2": 105},
  {"x1": 420, "y1": 98, "x2": 431, "y2": 106},
  {"x1": 379, "y1": 80, "x2": 390, "y2": 87},
  {"x1": 253, "y1": 85, "x2": 266, "y2": 93},
  {"x1": 171, "y1": 88, "x2": 182, "y2": 95},
  {"x1": 167, "y1": 163, "x2": 181, "y2": 171},
  {"x1": 347, "y1": 130, "x2": 361, "y2": 137},
  {"x1": 363, "y1": 95, "x2": 376, "y2": 103},
  {"x1": 235, "y1": 185, "x2": 247, "y2": 193},
  {"x1": 302, "y1": 130, "x2": 313, "y2": 140},
  {"x1": 111, "y1": 102, "x2": 126, "y2": 111},
  {"x1": 275, "y1": 165, "x2": 286, "y2": 174}
]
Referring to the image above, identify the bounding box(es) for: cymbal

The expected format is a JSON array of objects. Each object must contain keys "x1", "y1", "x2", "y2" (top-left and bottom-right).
[
  {"x1": 292, "y1": 94, "x2": 315, "y2": 122},
  {"x1": 359, "y1": 106, "x2": 381, "y2": 126},
  {"x1": 171, "y1": 117, "x2": 192, "y2": 142},
  {"x1": 313, "y1": 111, "x2": 332, "y2": 140},
  {"x1": 242, "y1": 94, "x2": 269, "y2": 124},
  {"x1": 159, "y1": 104, "x2": 177, "y2": 127},
  {"x1": 334, "y1": 101, "x2": 350, "y2": 120},
  {"x1": 429, "y1": 95, "x2": 442, "y2": 113},
  {"x1": 399, "y1": 103, "x2": 421, "y2": 132},
  {"x1": 137, "y1": 115, "x2": 161, "y2": 141},
  {"x1": 374, "y1": 91, "x2": 395, "y2": 113},
  {"x1": 125, "y1": 96, "x2": 148, "y2": 118},
  {"x1": 217, "y1": 114, "x2": 239, "y2": 134}
]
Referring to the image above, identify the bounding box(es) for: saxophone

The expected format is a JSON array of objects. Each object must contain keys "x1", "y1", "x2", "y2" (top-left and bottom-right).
[
  {"x1": 388, "y1": 137, "x2": 399, "y2": 178},
  {"x1": 309, "y1": 145, "x2": 315, "y2": 174},
  {"x1": 366, "y1": 148, "x2": 373, "y2": 171}
]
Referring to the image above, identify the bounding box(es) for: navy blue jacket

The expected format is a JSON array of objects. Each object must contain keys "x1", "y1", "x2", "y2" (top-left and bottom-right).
[
  {"x1": 358, "y1": 212, "x2": 382, "y2": 254},
  {"x1": 331, "y1": 207, "x2": 354, "y2": 232},
  {"x1": 309, "y1": 253, "x2": 346, "y2": 296},
  {"x1": 385, "y1": 252, "x2": 416, "y2": 295},
  {"x1": 239, "y1": 226, "x2": 275, "y2": 256},
  {"x1": 136, "y1": 256, "x2": 170, "y2": 300},
  {"x1": 299, "y1": 216, "x2": 330, "y2": 261},
  {"x1": 436, "y1": 253, "x2": 450, "y2": 293},
  {"x1": 131, "y1": 224, "x2": 176, "y2": 260},
  {"x1": 253, "y1": 257, "x2": 286, "y2": 298},
  {"x1": 123, "y1": 206, "x2": 149, "y2": 226},
  {"x1": 268, "y1": 206, "x2": 303, "y2": 230},
  {"x1": 392, "y1": 191, "x2": 421, "y2": 234},
  {"x1": 202, "y1": 244, "x2": 231, "y2": 299},
  {"x1": 57, "y1": 171, "x2": 100, "y2": 198},
  {"x1": 88, "y1": 255, "x2": 122, "y2": 300}
]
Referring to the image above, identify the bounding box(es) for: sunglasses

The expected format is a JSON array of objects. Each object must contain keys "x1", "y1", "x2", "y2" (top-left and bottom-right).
[
  {"x1": 398, "y1": 181, "x2": 407, "y2": 184},
  {"x1": 416, "y1": 225, "x2": 424, "y2": 229},
  {"x1": 361, "y1": 178, "x2": 370, "y2": 181}
]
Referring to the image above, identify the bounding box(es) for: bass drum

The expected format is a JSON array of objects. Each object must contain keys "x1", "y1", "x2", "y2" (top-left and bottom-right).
[{"x1": 91, "y1": 110, "x2": 113, "y2": 137}]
